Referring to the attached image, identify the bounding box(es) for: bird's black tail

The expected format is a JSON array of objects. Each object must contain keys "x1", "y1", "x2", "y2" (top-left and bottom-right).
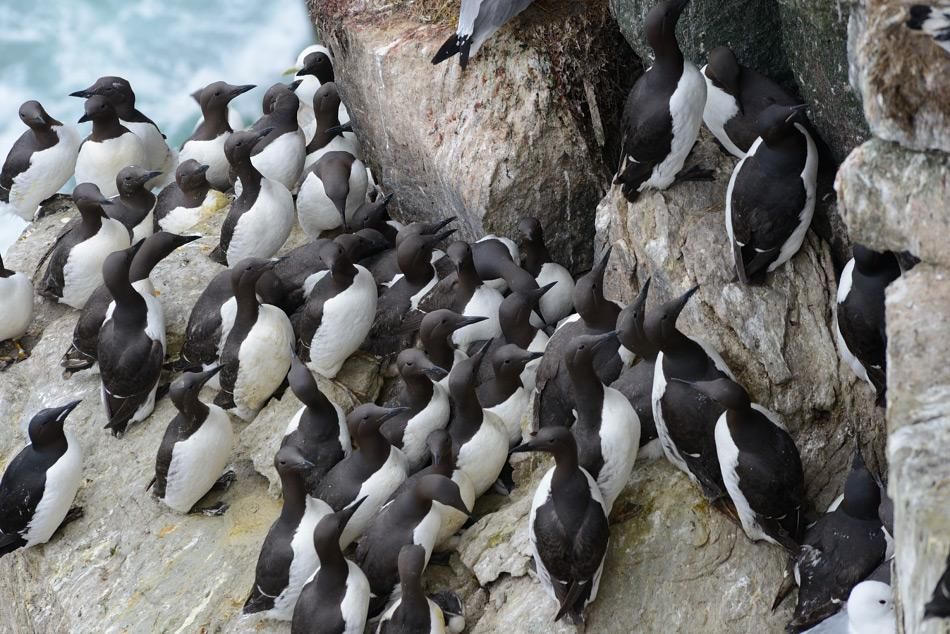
[{"x1": 432, "y1": 34, "x2": 473, "y2": 69}]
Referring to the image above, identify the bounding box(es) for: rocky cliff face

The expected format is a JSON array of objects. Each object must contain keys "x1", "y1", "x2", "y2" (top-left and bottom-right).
[{"x1": 0, "y1": 0, "x2": 946, "y2": 632}]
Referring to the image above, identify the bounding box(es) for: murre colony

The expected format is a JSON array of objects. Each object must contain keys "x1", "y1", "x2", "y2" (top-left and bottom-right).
[{"x1": 0, "y1": 1, "x2": 945, "y2": 632}]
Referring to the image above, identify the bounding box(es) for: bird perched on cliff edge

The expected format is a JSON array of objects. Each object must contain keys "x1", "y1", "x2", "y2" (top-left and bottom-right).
[{"x1": 431, "y1": 0, "x2": 536, "y2": 70}]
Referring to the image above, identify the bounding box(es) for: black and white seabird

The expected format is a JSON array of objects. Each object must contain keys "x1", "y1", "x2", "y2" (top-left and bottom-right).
[
  {"x1": 446, "y1": 342, "x2": 509, "y2": 497},
  {"x1": 477, "y1": 344, "x2": 543, "y2": 447},
  {"x1": 313, "y1": 404, "x2": 410, "y2": 548},
  {"x1": 378, "y1": 544, "x2": 450, "y2": 634},
  {"x1": 71, "y1": 76, "x2": 176, "y2": 188},
  {"x1": 533, "y1": 248, "x2": 622, "y2": 432},
  {"x1": 150, "y1": 366, "x2": 233, "y2": 514},
  {"x1": 295, "y1": 241, "x2": 377, "y2": 379},
  {"x1": 517, "y1": 218, "x2": 575, "y2": 326},
  {"x1": 419, "y1": 309, "x2": 488, "y2": 387},
  {"x1": 97, "y1": 242, "x2": 164, "y2": 436},
  {"x1": 305, "y1": 83, "x2": 360, "y2": 168},
  {"x1": 511, "y1": 427, "x2": 609, "y2": 625},
  {"x1": 677, "y1": 377, "x2": 805, "y2": 548},
  {"x1": 282, "y1": 353, "x2": 350, "y2": 492},
  {"x1": 615, "y1": 0, "x2": 711, "y2": 202},
  {"x1": 0, "y1": 253, "x2": 34, "y2": 347},
  {"x1": 350, "y1": 192, "x2": 398, "y2": 244},
  {"x1": 564, "y1": 331, "x2": 640, "y2": 513},
  {"x1": 382, "y1": 349, "x2": 451, "y2": 472},
  {"x1": 386, "y1": 429, "x2": 476, "y2": 549},
  {"x1": 907, "y1": 5, "x2": 950, "y2": 53},
  {"x1": 0, "y1": 100, "x2": 79, "y2": 221},
  {"x1": 296, "y1": 150, "x2": 369, "y2": 237},
  {"x1": 174, "y1": 268, "x2": 238, "y2": 373},
  {"x1": 153, "y1": 159, "x2": 229, "y2": 234},
  {"x1": 726, "y1": 102, "x2": 817, "y2": 284},
  {"x1": 74, "y1": 95, "x2": 146, "y2": 198},
  {"x1": 211, "y1": 127, "x2": 294, "y2": 266},
  {"x1": 108, "y1": 166, "x2": 161, "y2": 243},
  {"x1": 647, "y1": 285, "x2": 736, "y2": 501},
  {"x1": 363, "y1": 217, "x2": 457, "y2": 287},
  {"x1": 431, "y1": 0, "x2": 536, "y2": 69},
  {"x1": 214, "y1": 258, "x2": 294, "y2": 421},
  {"x1": 179, "y1": 81, "x2": 255, "y2": 190},
  {"x1": 39, "y1": 183, "x2": 131, "y2": 309},
  {"x1": 925, "y1": 550, "x2": 950, "y2": 620},
  {"x1": 63, "y1": 231, "x2": 197, "y2": 373},
  {"x1": 0, "y1": 401, "x2": 83, "y2": 557},
  {"x1": 356, "y1": 474, "x2": 470, "y2": 615},
  {"x1": 290, "y1": 501, "x2": 370, "y2": 634},
  {"x1": 293, "y1": 46, "x2": 350, "y2": 142},
  {"x1": 610, "y1": 278, "x2": 660, "y2": 452},
  {"x1": 701, "y1": 46, "x2": 798, "y2": 158},
  {"x1": 243, "y1": 445, "x2": 332, "y2": 621},
  {"x1": 835, "y1": 245, "x2": 901, "y2": 406},
  {"x1": 249, "y1": 86, "x2": 306, "y2": 191},
  {"x1": 784, "y1": 448, "x2": 887, "y2": 631}
]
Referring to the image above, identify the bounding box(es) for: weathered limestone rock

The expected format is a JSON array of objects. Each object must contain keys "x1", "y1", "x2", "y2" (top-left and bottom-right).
[
  {"x1": 851, "y1": 0, "x2": 950, "y2": 154},
  {"x1": 315, "y1": 0, "x2": 638, "y2": 273},
  {"x1": 886, "y1": 267, "x2": 950, "y2": 634}
]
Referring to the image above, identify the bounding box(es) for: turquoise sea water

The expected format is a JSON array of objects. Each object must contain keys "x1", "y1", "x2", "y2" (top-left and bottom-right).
[{"x1": 0, "y1": 0, "x2": 315, "y2": 254}]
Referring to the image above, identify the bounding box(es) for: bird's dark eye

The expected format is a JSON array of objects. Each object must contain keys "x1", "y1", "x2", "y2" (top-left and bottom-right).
[
  {"x1": 504, "y1": 360, "x2": 510, "y2": 365},
  {"x1": 406, "y1": 362, "x2": 413, "y2": 367},
  {"x1": 878, "y1": 600, "x2": 885, "y2": 605},
  {"x1": 579, "y1": 345, "x2": 586, "y2": 350},
  {"x1": 214, "y1": 91, "x2": 221, "y2": 96}
]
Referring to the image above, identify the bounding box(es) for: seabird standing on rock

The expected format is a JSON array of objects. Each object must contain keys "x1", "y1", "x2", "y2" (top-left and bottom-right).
[
  {"x1": 291, "y1": 501, "x2": 370, "y2": 634},
  {"x1": 313, "y1": 404, "x2": 410, "y2": 548},
  {"x1": 282, "y1": 353, "x2": 350, "y2": 492},
  {"x1": 63, "y1": 231, "x2": 197, "y2": 373},
  {"x1": 74, "y1": 96, "x2": 146, "y2": 198},
  {"x1": 355, "y1": 474, "x2": 471, "y2": 615},
  {"x1": 180, "y1": 81, "x2": 254, "y2": 190},
  {"x1": 98, "y1": 242, "x2": 165, "y2": 436},
  {"x1": 517, "y1": 218, "x2": 575, "y2": 326},
  {"x1": 153, "y1": 159, "x2": 229, "y2": 234},
  {"x1": 377, "y1": 544, "x2": 450, "y2": 634},
  {"x1": 39, "y1": 183, "x2": 131, "y2": 309},
  {"x1": 431, "y1": 0, "x2": 536, "y2": 70},
  {"x1": 149, "y1": 366, "x2": 234, "y2": 515},
  {"x1": 211, "y1": 128, "x2": 294, "y2": 266},
  {"x1": 512, "y1": 427, "x2": 609, "y2": 625},
  {"x1": 782, "y1": 448, "x2": 887, "y2": 632},
  {"x1": 295, "y1": 241, "x2": 377, "y2": 379},
  {"x1": 305, "y1": 83, "x2": 361, "y2": 168},
  {"x1": 382, "y1": 349, "x2": 451, "y2": 472},
  {"x1": 108, "y1": 166, "x2": 161, "y2": 243},
  {"x1": 726, "y1": 102, "x2": 817, "y2": 284},
  {"x1": 215, "y1": 258, "x2": 294, "y2": 422},
  {"x1": 676, "y1": 377, "x2": 805, "y2": 547},
  {"x1": 0, "y1": 401, "x2": 84, "y2": 557},
  {"x1": 244, "y1": 445, "x2": 332, "y2": 621},
  {"x1": 292, "y1": 46, "x2": 350, "y2": 141},
  {"x1": 615, "y1": 0, "x2": 711, "y2": 202},
  {"x1": 296, "y1": 150, "x2": 369, "y2": 237},
  {"x1": 249, "y1": 86, "x2": 306, "y2": 191},
  {"x1": 907, "y1": 5, "x2": 950, "y2": 53},
  {"x1": 70, "y1": 76, "x2": 176, "y2": 188},
  {"x1": 835, "y1": 245, "x2": 900, "y2": 406},
  {"x1": 701, "y1": 46, "x2": 797, "y2": 158},
  {"x1": 0, "y1": 253, "x2": 34, "y2": 351},
  {"x1": 647, "y1": 285, "x2": 736, "y2": 501},
  {"x1": 0, "y1": 100, "x2": 79, "y2": 221}
]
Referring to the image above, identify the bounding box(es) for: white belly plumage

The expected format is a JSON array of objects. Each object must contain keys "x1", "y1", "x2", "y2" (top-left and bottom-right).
[
  {"x1": 75, "y1": 133, "x2": 146, "y2": 198},
  {"x1": 338, "y1": 448, "x2": 409, "y2": 548},
  {"x1": 296, "y1": 160, "x2": 368, "y2": 237},
  {"x1": 0, "y1": 272, "x2": 34, "y2": 341},
  {"x1": 593, "y1": 386, "x2": 640, "y2": 513},
  {"x1": 455, "y1": 412, "x2": 509, "y2": 497},
  {"x1": 378, "y1": 597, "x2": 447, "y2": 634},
  {"x1": 304, "y1": 133, "x2": 360, "y2": 169},
  {"x1": 530, "y1": 261, "x2": 575, "y2": 328},
  {"x1": 520, "y1": 329, "x2": 549, "y2": 393},
  {"x1": 6, "y1": 125, "x2": 80, "y2": 220},
  {"x1": 451, "y1": 287, "x2": 504, "y2": 350},
  {"x1": 714, "y1": 414, "x2": 774, "y2": 544},
  {"x1": 24, "y1": 432, "x2": 83, "y2": 546},
  {"x1": 644, "y1": 62, "x2": 707, "y2": 192},
  {"x1": 252, "y1": 130, "x2": 306, "y2": 192},
  {"x1": 834, "y1": 259, "x2": 872, "y2": 385},
  {"x1": 308, "y1": 266, "x2": 377, "y2": 379},
  {"x1": 700, "y1": 68, "x2": 744, "y2": 159},
  {"x1": 61, "y1": 217, "x2": 131, "y2": 309},
  {"x1": 179, "y1": 133, "x2": 230, "y2": 190},
  {"x1": 486, "y1": 387, "x2": 529, "y2": 446},
  {"x1": 158, "y1": 189, "x2": 229, "y2": 234},
  {"x1": 124, "y1": 120, "x2": 176, "y2": 188},
  {"x1": 434, "y1": 469, "x2": 475, "y2": 547},
  {"x1": 162, "y1": 405, "x2": 233, "y2": 513},
  {"x1": 268, "y1": 496, "x2": 334, "y2": 620},
  {"x1": 230, "y1": 305, "x2": 294, "y2": 421},
  {"x1": 401, "y1": 383, "x2": 451, "y2": 471},
  {"x1": 336, "y1": 561, "x2": 370, "y2": 634},
  {"x1": 226, "y1": 178, "x2": 295, "y2": 266}
]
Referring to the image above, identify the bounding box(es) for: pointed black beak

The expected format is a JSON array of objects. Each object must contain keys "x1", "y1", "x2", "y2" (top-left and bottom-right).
[
  {"x1": 54, "y1": 399, "x2": 83, "y2": 421},
  {"x1": 196, "y1": 163, "x2": 211, "y2": 175},
  {"x1": 424, "y1": 228, "x2": 457, "y2": 247},
  {"x1": 77, "y1": 113, "x2": 91, "y2": 123},
  {"x1": 456, "y1": 315, "x2": 488, "y2": 329},
  {"x1": 381, "y1": 406, "x2": 411, "y2": 423},
  {"x1": 510, "y1": 438, "x2": 536, "y2": 454},
  {"x1": 423, "y1": 365, "x2": 450, "y2": 381},
  {"x1": 591, "y1": 330, "x2": 619, "y2": 351},
  {"x1": 289, "y1": 79, "x2": 303, "y2": 92},
  {"x1": 230, "y1": 84, "x2": 256, "y2": 99},
  {"x1": 591, "y1": 246, "x2": 612, "y2": 283},
  {"x1": 338, "y1": 496, "x2": 367, "y2": 526},
  {"x1": 667, "y1": 284, "x2": 700, "y2": 323},
  {"x1": 69, "y1": 89, "x2": 93, "y2": 98}
]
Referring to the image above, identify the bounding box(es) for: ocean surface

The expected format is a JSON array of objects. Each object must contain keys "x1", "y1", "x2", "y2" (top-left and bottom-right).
[{"x1": 0, "y1": 0, "x2": 315, "y2": 255}]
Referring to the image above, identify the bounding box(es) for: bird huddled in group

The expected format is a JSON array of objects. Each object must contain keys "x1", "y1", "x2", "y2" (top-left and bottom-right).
[{"x1": 0, "y1": 0, "x2": 927, "y2": 631}]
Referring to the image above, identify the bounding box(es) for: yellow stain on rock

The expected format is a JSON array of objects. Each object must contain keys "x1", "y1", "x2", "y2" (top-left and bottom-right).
[{"x1": 157, "y1": 524, "x2": 178, "y2": 538}]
